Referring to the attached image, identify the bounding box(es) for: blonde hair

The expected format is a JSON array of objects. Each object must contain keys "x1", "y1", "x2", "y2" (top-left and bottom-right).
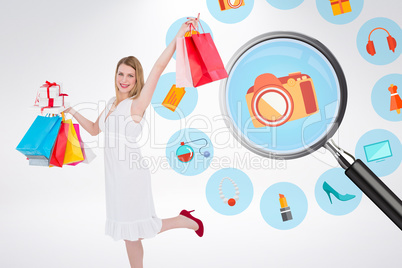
[{"x1": 114, "y1": 56, "x2": 144, "y2": 102}]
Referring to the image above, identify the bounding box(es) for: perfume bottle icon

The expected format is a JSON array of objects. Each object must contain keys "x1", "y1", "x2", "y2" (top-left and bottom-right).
[{"x1": 176, "y1": 138, "x2": 210, "y2": 163}]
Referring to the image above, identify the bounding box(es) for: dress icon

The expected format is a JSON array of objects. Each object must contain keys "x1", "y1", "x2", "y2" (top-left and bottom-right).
[
  {"x1": 389, "y1": 84, "x2": 402, "y2": 114},
  {"x1": 99, "y1": 97, "x2": 162, "y2": 241}
]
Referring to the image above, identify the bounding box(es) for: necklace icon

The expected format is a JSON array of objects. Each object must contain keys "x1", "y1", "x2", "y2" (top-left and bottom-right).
[
  {"x1": 219, "y1": 177, "x2": 239, "y2": 206},
  {"x1": 176, "y1": 138, "x2": 210, "y2": 163}
]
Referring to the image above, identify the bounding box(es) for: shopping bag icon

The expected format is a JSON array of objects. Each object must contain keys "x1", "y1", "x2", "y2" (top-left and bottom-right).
[{"x1": 162, "y1": 84, "x2": 186, "y2": 112}]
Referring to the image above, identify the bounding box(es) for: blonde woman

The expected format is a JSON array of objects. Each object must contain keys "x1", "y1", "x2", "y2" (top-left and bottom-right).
[{"x1": 65, "y1": 16, "x2": 203, "y2": 268}]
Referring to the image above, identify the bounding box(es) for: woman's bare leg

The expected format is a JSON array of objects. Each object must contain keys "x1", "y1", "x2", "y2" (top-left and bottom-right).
[
  {"x1": 124, "y1": 215, "x2": 198, "y2": 267},
  {"x1": 124, "y1": 240, "x2": 144, "y2": 268},
  {"x1": 159, "y1": 215, "x2": 198, "y2": 233}
]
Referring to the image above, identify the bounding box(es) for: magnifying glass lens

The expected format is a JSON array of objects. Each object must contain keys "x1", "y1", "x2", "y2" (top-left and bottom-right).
[{"x1": 222, "y1": 32, "x2": 346, "y2": 158}]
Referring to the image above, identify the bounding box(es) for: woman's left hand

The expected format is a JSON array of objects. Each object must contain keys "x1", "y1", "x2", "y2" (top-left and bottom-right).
[{"x1": 177, "y1": 14, "x2": 199, "y2": 37}]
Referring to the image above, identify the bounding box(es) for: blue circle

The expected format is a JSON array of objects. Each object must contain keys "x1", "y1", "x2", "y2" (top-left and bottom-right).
[
  {"x1": 357, "y1": 17, "x2": 402, "y2": 65},
  {"x1": 260, "y1": 182, "x2": 308, "y2": 230},
  {"x1": 315, "y1": 168, "x2": 362, "y2": 216},
  {"x1": 206, "y1": 0, "x2": 254, "y2": 24},
  {"x1": 226, "y1": 38, "x2": 341, "y2": 155},
  {"x1": 166, "y1": 17, "x2": 213, "y2": 60},
  {"x1": 166, "y1": 128, "x2": 214, "y2": 176},
  {"x1": 206, "y1": 168, "x2": 253, "y2": 215},
  {"x1": 355, "y1": 129, "x2": 402, "y2": 177},
  {"x1": 151, "y1": 72, "x2": 198, "y2": 120},
  {"x1": 371, "y1": 74, "x2": 402, "y2": 122},
  {"x1": 266, "y1": 0, "x2": 303, "y2": 10},
  {"x1": 316, "y1": 0, "x2": 363, "y2": 25}
]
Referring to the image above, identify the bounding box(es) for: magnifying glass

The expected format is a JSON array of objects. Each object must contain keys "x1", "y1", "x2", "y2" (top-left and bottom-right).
[{"x1": 220, "y1": 32, "x2": 402, "y2": 230}]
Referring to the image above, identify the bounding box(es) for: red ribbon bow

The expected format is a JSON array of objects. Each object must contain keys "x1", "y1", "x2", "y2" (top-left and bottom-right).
[
  {"x1": 42, "y1": 81, "x2": 60, "y2": 98},
  {"x1": 39, "y1": 81, "x2": 66, "y2": 113}
]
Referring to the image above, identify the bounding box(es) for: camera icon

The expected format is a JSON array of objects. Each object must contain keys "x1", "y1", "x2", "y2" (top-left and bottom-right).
[
  {"x1": 218, "y1": 0, "x2": 245, "y2": 11},
  {"x1": 245, "y1": 72, "x2": 319, "y2": 128}
]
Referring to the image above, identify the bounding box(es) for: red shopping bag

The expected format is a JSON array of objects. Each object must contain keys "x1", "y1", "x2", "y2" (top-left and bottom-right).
[
  {"x1": 49, "y1": 121, "x2": 69, "y2": 167},
  {"x1": 185, "y1": 25, "x2": 228, "y2": 87}
]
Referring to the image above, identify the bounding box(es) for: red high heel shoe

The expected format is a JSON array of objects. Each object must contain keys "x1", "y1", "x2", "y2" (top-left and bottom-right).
[{"x1": 180, "y1": 210, "x2": 204, "y2": 237}]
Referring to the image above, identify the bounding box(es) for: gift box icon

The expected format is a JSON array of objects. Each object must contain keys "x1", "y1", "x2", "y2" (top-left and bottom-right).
[{"x1": 329, "y1": 0, "x2": 352, "y2": 16}]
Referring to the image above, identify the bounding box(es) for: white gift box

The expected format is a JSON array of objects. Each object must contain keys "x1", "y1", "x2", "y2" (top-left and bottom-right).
[
  {"x1": 38, "y1": 83, "x2": 61, "y2": 98},
  {"x1": 38, "y1": 96, "x2": 64, "y2": 108}
]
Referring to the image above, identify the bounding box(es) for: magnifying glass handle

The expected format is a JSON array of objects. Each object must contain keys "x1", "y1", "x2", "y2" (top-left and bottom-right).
[
  {"x1": 345, "y1": 159, "x2": 402, "y2": 231},
  {"x1": 325, "y1": 141, "x2": 402, "y2": 230}
]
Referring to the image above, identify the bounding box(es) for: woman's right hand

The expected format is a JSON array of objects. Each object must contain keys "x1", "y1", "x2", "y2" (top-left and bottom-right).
[{"x1": 63, "y1": 107, "x2": 73, "y2": 114}]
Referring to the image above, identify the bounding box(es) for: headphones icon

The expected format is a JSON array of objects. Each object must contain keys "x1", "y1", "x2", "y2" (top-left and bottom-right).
[{"x1": 366, "y1": 27, "x2": 397, "y2": 56}]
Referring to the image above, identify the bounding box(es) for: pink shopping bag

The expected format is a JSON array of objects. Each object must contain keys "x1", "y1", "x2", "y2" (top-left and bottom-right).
[{"x1": 176, "y1": 37, "x2": 194, "y2": 88}]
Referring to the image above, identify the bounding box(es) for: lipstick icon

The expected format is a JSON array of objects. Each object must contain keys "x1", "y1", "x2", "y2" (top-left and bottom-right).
[{"x1": 279, "y1": 194, "x2": 293, "y2": 222}]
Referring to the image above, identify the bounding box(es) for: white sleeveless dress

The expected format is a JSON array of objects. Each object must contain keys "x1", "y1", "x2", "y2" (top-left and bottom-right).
[{"x1": 98, "y1": 97, "x2": 162, "y2": 241}]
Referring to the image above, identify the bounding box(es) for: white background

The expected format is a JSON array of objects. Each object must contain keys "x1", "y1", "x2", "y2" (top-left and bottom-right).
[{"x1": 1, "y1": 0, "x2": 401, "y2": 267}]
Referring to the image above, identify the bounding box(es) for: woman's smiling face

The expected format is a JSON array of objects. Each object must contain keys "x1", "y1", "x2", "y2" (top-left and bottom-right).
[{"x1": 116, "y1": 63, "x2": 136, "y2": 94}]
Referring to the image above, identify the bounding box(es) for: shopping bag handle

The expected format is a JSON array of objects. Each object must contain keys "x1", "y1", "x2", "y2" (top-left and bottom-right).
[{"x1": 187, "y1": 13, "x2": 204, "y2": 36}]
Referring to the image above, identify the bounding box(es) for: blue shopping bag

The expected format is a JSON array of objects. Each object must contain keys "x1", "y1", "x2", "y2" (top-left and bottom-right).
[{"x1": 16, "y1": 115, "x2": 62, "y2": 160}]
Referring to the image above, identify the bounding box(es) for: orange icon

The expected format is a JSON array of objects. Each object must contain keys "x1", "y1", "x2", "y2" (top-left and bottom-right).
[
  {"x1": 219, "y1": 0, "x2": 245, "y2": 11},
  {"x1": 330, "y1": 0, "x2": 352, "y2": 16},
  {"x1": 245, "y1": 72, "x2": 319, "y2": 128},
  {"x1": 162, "y1": 84, "x2": 186, "y2": 112},
  {"x1": 389, "y1": 84, "x2": 402, "y2": 114}
]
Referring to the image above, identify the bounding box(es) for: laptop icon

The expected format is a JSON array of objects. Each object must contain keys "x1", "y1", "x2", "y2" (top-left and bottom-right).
[{"x1": 364, "y1": 140, "x2": 393, "y2": 162}]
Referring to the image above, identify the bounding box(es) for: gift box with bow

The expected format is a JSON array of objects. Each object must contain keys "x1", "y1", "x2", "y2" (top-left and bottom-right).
[
  {"x1": 38, "y1": 81, "x2": 61, "y2": 98},
  {"x1": 329, "y1": 0, "x2": 352, "y2": 16},
  {"x1": 34, "y1": 81, "x2": 68, "y2": 110}
]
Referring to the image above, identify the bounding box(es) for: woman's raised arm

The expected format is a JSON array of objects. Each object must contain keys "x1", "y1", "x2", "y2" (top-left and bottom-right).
[{"x1": 132, "y1": 16, "x2": 198, "y2": 115}]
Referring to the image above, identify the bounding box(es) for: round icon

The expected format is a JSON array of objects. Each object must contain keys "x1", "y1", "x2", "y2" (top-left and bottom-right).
[
  {"x1": 166, "y1": 128, "x2": 214, "y2": 176},
  {"x1": 371, "y1": 74, "x2": 402, "y2": 122},
  {"x1": 355, "y1": 129, "x2": 402, "y2": 177},
  {"x1": 151, "y1": 72, "x2": 198, "y2": 120},
  {"x1": 265, "y1": 0, "x2": 304, "y2": 10},
  {"x1": 206, "y1": 0, "x2": 254, "y2": 24},
  {"x1": 206, "y1": 168, "x2": 253, "y2": 215},
  {"x1": 166, "y1": 17, "x2": 213, "y2": 60},
  {"x1": 260, "y1": 182, "x2": 308, "y2": 230},
  {"x1": 251, "y1": 83, "x2": 294, "y2": 127},
  {"x1": 316, "y1": 0, "x2": 363, "y2": 25},
  {"x1": 315, "y1": 168, "x2": 362, "y2": 216},
  {"x1": 357, "y1": 17, "x2": 402, "y2": 65}
]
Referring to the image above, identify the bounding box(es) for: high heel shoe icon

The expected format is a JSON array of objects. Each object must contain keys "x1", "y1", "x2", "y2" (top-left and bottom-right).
[{"x1": 323, "y1": 181, "x2": 356, "y2": 204}]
